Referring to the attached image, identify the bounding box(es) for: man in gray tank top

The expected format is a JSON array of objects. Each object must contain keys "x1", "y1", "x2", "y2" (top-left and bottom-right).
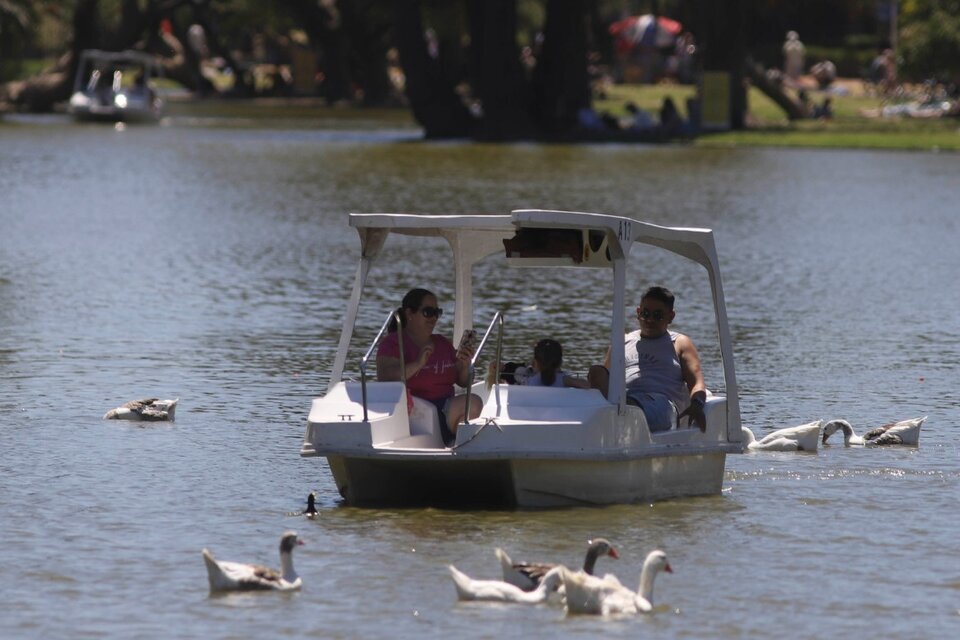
[{"x1": 589, "y1": 286, "x2": 707, "y2": 432}]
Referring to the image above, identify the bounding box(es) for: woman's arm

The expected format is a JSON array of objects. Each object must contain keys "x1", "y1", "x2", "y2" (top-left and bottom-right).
[
  {"x1": 377, "y1": 342, "x2": 434, "y2": 382},
  {"x1": 454, "y1": 342, "x2": 473, "y2": 387}
]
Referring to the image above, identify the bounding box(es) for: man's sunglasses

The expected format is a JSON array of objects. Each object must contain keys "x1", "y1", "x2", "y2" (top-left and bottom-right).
[
  {"x1": 637, "y1": 309, "x2": 665, "y2": 321},
  {"x1": 419, "y1": 306, "x2": 443, "y2": 319}
]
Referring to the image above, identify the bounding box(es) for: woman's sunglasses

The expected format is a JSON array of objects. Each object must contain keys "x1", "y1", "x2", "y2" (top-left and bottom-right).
[{"x1": 419, "y1": 306, "x2": 443, "y2": 319}]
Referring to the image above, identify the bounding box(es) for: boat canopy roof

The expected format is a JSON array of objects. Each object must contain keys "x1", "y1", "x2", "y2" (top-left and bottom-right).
[
  {"x1": 73, "y1": 49, "x2": 163, "y2": 95},
  {"x1": 331, "y1": 209, "x2": 738, "y2": 419},
  {"x1": 78, "y1": 49, "x2": 162, "y2": 69},
  {"x1": 348, "y1": 210, "x2": 719, "y2": 271}
]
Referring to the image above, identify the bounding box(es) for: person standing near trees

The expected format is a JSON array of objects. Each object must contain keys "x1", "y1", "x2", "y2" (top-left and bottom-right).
[{"x1": 782, "y1": 31, "x2": 806, "y2": 84}]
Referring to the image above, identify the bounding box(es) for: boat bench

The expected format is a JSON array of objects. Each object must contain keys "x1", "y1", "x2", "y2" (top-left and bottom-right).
[{"x1": 479, "y1": 385, "x2": 610, "y2": 422}]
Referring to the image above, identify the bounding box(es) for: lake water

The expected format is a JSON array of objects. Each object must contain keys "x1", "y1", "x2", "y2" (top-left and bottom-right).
[{"x1": 2, "y1": 113, "x2": 959, "y2": 638}]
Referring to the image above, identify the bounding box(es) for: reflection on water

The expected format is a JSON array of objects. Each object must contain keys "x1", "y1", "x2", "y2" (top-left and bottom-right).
[{"x1": 1, "y1": 117, "x2": 959, "y2": 639}]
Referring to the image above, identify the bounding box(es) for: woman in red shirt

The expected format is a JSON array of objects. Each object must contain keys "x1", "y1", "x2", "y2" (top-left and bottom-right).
[{"x1": 376, "y1": 288, "x2": 481, "y2": 446}]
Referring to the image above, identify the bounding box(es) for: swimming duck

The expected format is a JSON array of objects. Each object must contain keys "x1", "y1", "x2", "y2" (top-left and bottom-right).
[
  {"x1": 103, "y1": 398, "x2": 178, "y2": 421},
  {"x1": 286, "y1": 492, "x2": 319, "y2": 518},
  {"x1": 448, "y1": 564, "x2": 564, "y2": 604},
  {"x1": 202, "y1": 531, "x2": 303, "y2": 592},
  {"x1": 822, "y1": 417, "x2": 925, "y2": 446},
  {"x1": 304, "y1": 492, "x2": 318, "y2": 517},
  {"x1": 741, "y1": 420, "x2": 822, "y2": 452},
  {"x1": 497, "y1": 537, "x2": 619, "y2": 591},
  {"x1": 561, "y1": 549, "x2": 672, "y2": 615}
]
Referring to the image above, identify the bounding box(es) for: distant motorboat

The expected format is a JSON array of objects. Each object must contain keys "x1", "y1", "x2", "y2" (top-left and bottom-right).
[{"x1": 68, "y1": 49, "x2": 163, "y2": 123}]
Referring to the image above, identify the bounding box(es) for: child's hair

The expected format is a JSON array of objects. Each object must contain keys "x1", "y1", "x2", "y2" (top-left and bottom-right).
[{"x1": 533, "y1": 339, "x2": 563, "y2": 386}]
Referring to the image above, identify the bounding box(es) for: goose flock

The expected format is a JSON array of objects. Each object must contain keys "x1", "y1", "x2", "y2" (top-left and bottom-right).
[
  {"x1": 191, "y1": 405, "x2": 927, "y2": 607},
  {"x1": 497, "y1": 537, "x2": 619, "y2": 590},
  {"x1": 741, "y1": 416, "x2": 926, "y2": 452},
  {"x1": 562, "y1": 550, "x2": 672, "y2": 615},
  {"x1": 449, "y1": 543, "x2": 672, "y2": 616},
  {"x1": 198, "y1": 512, "x2": 667, "y2": 617},
  {"x1": 822, "y1": 417, "x2": 925, "y2": 446},
  {"x1": 181, "y1": 411, "x2": 927, "y2": 605}
]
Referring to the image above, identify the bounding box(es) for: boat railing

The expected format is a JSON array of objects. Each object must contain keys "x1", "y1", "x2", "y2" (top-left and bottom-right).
[
  {"x1": 462, "y1": 311, "x2": 504, "y2": 425},
  {"x1": 359, "y1": 309, "x2": 405, "y2": 423}
]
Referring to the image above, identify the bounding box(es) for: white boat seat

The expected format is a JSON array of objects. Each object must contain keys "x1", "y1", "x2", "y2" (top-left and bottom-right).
[
  {"x1": 409, "y1": 395, "x2": 441, "y2": 438},
  {"x1": 480, "y1": 386, "x2": 609, "y2": 422}
]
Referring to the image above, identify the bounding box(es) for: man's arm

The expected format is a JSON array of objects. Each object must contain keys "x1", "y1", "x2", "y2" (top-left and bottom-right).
[{"x1": 675, "y1": 334, "x2": 707, "y2": 431}]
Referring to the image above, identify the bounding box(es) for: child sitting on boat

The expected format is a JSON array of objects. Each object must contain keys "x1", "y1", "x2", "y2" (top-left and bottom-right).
[{"x1": 519, "y1": 339, "x2": 590, "y2": 388}]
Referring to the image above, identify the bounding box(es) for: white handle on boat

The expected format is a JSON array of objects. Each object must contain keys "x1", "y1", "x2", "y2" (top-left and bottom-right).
[
  {"x1": 359, "y1": 309, "x2": 405, "y2": 423},
  {"x1": 462, "y1": 311, "x2": 504, "y2": 426}
]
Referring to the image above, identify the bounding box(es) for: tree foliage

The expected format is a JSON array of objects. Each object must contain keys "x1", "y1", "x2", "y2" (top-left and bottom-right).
[
  {"x1": 0, "y1": 0, "x2": 38, "y2": 79},
  {"x1": 899, "y1": 0, "x2": 960, "y2": 80}
]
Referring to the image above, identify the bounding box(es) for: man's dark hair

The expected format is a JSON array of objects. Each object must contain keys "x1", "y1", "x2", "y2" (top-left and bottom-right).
[{"x1": 640, "y1": 286, "x2": 675, "y2": 309}]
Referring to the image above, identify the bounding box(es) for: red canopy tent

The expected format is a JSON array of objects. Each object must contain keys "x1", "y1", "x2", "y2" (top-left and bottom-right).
[{"x1": 609, "y1": 14, "x2": 683, "y2": 53}]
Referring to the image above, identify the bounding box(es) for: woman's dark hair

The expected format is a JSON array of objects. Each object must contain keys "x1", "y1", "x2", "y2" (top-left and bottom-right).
[
  {"x1": 533, "y1": 338, "x2": 563, "y2": 386},
  {"x1": 388, "y1": 288, "x2": 434, "y2": 332}
]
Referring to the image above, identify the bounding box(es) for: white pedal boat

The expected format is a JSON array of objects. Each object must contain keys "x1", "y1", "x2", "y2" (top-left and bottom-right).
[
  {"x1": 300, "y1": 209, "x2": 744, "y2": 507},
  {"x1": 68, "y1": 49, "x2": 163, "y2": 123}
]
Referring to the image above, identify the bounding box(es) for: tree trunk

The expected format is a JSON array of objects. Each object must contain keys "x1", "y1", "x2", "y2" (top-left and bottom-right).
[
  {"x1": 288, "y1": 0, "x2": 353, "y2": 102},
  {"x1": 340, "y1": 1, "x2": 393, "y2": 106},
  {"x1": 688, "y1": 0, "x2": 747, "y2": 130},
  {"x1": 531, "y1": 0, "x2": 590, "y2": 134},
  {"x1": 745, "y1": 58, "x2": 808, "y2": 120},
  {"x1": 468, "y1": 0, "x2": 533, "y2": 140},
  {"x1": 393, "y1": 0, "x2": 472, "y2": 138}
]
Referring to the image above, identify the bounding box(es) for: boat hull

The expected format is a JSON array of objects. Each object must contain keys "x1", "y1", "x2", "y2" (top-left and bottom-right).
[
  {"x1": 303, "y1": 381, "x2": 740, "y2": 508},
  {"x1": 68, "y1": 91, "x2": 162, "y2": 123},
  {"x1": 324, "y1": 451, "x2": 727, "y2": 508}
]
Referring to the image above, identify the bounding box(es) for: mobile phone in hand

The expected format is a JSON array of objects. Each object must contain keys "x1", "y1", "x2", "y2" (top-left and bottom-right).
[{"x1": 458, "y1": 329, "x2": 478, "y2": 354}]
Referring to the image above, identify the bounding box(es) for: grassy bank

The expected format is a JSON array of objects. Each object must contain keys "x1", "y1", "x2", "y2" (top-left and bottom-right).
[{"x1": 595, "y1": 82, "x2": 960, "y2": 152}]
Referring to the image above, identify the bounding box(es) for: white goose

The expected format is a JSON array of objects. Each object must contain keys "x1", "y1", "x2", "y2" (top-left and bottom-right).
[
  {"x1": 741, "y1": 420, "x2": 822, "y2": 452},
  {"x1": 202, "y1": 531, "x2": 303, "y2": 592},
  {"x1": 822, "y1": 417, "x2": 925, "y2": 446},
  {"x1": 561, "y1": 549, "x2": 672, "y2": 615},
  {"x1": 497, "y1": 538, "x2": 619, "y2": 591},
  {"x1": 104, "y1": 398, "x2": 178, "y2": 421},
  {"x1": 448, "y1": 564, "x2": 564, "y2": 604}
]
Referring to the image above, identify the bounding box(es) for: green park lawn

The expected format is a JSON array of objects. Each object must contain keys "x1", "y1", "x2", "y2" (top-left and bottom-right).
[{"x1": 597, "y1": 82, "x2": 960, "y2": 152}]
